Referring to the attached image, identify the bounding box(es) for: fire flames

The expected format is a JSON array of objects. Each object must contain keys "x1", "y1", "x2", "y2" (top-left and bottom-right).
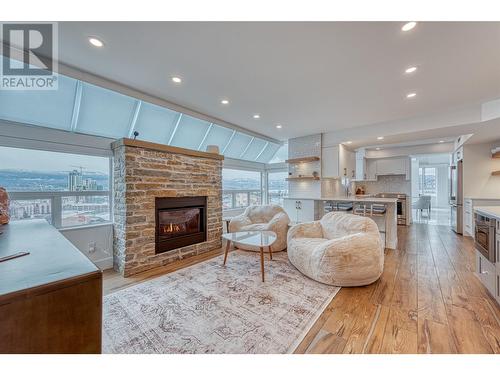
[{"x1": 162, "y1": 222, "x2": 184, "y2": 234}]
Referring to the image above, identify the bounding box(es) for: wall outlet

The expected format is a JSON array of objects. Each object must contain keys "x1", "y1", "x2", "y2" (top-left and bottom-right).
[{"x1": 88, "y1": 241, "x2": 97, "y2": 254}]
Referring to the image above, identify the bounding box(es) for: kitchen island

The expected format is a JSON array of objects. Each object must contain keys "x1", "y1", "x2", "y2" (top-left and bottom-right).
[{"x1": 283, "y1": 196, "x2": 398, "y2": 249}]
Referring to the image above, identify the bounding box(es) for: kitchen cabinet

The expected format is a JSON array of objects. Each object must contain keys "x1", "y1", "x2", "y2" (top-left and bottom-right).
[
  {"x1": 321, "y1": 144, "x2": 355, "y2": 179},
  {"x1": 464, "y1": 198, "x2": 473, "y2": 236},
  {"x1": 322, "y1": 145, "x2": 339, "y2": 178},
  {"x1": 464, "y1": 199, "x2": 500, "y2": 237},
  {"x1": 354, "y1": 149, "x2": 377, "y2": 181},
  {"x1": 376, "y1": 157, "x2": 407, "y2": 176},
  {"x1": 283, "y1": 198, "x2": 322, "y2": 223},
  {"x1": 476, "y1": 251, "x2": 497, "y2": 298},
  {"x1": 366, "y1": 159, "x2": 377, "y2": 180}
]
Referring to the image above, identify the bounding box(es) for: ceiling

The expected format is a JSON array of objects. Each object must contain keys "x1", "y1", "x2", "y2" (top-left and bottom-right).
[{"x1": 57, "y1": 22, "x2": 500, "y2": 143}]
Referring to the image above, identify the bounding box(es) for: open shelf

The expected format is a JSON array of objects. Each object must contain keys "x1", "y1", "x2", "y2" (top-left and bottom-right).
[
  {"x1": 492, "y1": 170, "x2": 500, "y2": 176},
  {"x1": 285, "y1": 156, "x2": 320, "y2": 164},
  {"x1": 285, "y1": 176, "x2": 321, "y2": 181}
]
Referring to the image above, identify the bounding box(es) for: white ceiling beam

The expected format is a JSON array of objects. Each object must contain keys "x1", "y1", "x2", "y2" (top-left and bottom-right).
[
  {"x1": 69, "y1": 81, "x2": 83, "y2": 132},
  {"x1": 239, "y1": 137, "x2": 255, "y2": 159},
  {"x1": 127, "y1": 100, "x2": 142, "y2": 138},
  {"x1": 254, "y1": 141, "x2": 269, "y2": 161},
  {"x1": 197, "y1": 123, "x2": 213, "y2": 151},
  {"x1": 167, "y1": 113, "x2": 183, "y2": 145},
  {"x1": 222, "y1": 130, "x2": 236, "y2": 154}
]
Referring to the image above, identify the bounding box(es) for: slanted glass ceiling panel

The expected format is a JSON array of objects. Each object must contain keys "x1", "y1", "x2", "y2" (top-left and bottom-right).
[
  {"x1": 76, "y1": 83, "x2": 136, "y2": 138},
  {"x1": 0, "y1": 60, "x2": 281, "y2": 163},
  {"x1": 269, "y1": 142, "x2": 288, "y2": 163},
  {"x1": 0, "y1": 73, "x2": 77, "y2": 131},
  {"x1": 199, "y1": 124, "x2": 233, "y2": 152},
  {"x1": 169, "y1": 115, "x2": 210, "y2": 150},
  {"x1": 241, "y1": 138, "x2": 267, "y2": 161},
  {"x1": 133, "y1": 102, "x2": 179, "y2": 143},
  {"x1": 256, "y1": 142, "x2": 281, "y2": 163},
  {"x1": 223, "y1": 132, "x2": 252, "y2": 159}
]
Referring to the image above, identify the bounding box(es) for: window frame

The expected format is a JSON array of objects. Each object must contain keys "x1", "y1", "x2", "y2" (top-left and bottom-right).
[{"x1": 0, "y1": 140, "x2": 114, "y2": 230}]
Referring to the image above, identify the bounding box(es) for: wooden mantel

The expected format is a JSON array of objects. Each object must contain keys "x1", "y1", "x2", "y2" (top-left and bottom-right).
[{"x1": 111, "y1": 138, "x2": 225, "y2": 161}]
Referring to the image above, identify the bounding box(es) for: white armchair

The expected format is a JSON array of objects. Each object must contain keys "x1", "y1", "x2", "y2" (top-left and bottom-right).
[
  {"x1": 287, "y1": 212, "x2": 384, "y2": 286},
  {"x1": 228, "y1": 205, "x2": 290, "y2": 252}
]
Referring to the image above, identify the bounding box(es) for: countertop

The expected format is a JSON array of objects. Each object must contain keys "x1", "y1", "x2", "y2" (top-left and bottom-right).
[
  {"x1": 0, "y1": 220, "x2": 100, "y2": 297},
  {"x1": 285, "y1": 196, "x2": 398, "y2": 203},
  {"x1": 474, "y1": 206, "x2": 500, "y2": 219},
  {"x1": 464, "y1": 197, "x2": 500, "y2": 201}
]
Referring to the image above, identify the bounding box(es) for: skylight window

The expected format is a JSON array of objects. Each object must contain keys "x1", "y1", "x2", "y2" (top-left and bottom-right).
[{"x1": 0, "y1": 55, "x2": 281, "y2": 163}]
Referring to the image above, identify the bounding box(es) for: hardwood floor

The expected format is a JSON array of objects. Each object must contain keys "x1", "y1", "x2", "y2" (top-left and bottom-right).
[
  {"x1": 103, "y1": 224, "x2": 500, "y2": 354},
  {"x1": 295, "y1": 224, "x2": 500, "y2": 354}
]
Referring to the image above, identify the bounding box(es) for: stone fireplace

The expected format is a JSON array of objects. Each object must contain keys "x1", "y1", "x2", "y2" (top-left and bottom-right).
[{"x1": 112, "y1": 138, "x2": 223, "y2": 277}]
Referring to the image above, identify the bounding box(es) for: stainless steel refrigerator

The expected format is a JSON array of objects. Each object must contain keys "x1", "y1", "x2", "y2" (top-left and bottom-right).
[{"x1": 450, "y1": 159, "x2": 463, "y2": 234}]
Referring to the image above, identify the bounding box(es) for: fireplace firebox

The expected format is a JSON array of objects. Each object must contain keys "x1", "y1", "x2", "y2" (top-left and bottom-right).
[{"x1": 155, "y1": 196, "x2": 207, "y2": 254}]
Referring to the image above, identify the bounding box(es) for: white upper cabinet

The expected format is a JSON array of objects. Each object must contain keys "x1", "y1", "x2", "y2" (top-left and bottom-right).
[
  {"x1": 321, "y1": 144, "x2": 355, "y2": 179},
  {"x1": 376, "y1": 158, "x2": 406, "y2": 176},
  {"x1": 321, "y1": 145, "x2": 339, "y2": 178},
  {"x1": 366, "y1": 159, "x2": 378, "y2": 180}
]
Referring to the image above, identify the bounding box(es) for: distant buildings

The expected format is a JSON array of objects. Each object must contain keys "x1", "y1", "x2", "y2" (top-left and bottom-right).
[{"x1": 68, "y1": 170, "x2": 103, "y2": 191}]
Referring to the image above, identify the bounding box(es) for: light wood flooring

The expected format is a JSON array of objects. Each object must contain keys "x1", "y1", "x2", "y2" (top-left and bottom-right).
[{"x1": 103, "y1": 224, "x2": 500, "y2": 354}]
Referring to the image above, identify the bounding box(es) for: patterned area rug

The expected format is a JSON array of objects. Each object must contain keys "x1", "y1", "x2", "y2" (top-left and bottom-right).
[{"x1": 102, "y1": 251, "x2": 340, "y2": 354}]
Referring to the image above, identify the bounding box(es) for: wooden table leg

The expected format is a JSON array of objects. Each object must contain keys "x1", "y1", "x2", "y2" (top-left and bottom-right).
[
  {"x1": 268, "y1": 245, "x2": 273, "y2": 260},
  {"x1": 259, "y1": 246, "x2": 265, "y2": 282},
  {"x1": 223, "y1": 240, "x2": 231, "y2": 265}
]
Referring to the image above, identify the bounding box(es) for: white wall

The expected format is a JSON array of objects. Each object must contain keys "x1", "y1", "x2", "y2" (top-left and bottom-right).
[
  {"x1": 287, "y1": 134, "x2": 322, "y2": 198},
  {"x1": 463, "y1": 142, "x2": 500, "y2": 199},
  {"x1": 60, "y1": 224, "x2": 114, "y2": 270}
]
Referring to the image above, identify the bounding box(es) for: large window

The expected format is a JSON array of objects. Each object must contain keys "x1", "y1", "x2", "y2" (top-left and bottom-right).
[
  {"x1": 0, "y1": 146, "x2": 111, "y2": 228},
  {"x1": 418, "y1": 167, "x2": 437, "y2": 196},
  {"x1": 267, "y1": 171, "x2": 288, "y2": 206},
  {"x1": 222, "y1": 168, "x2": 262, "y2": 210}
]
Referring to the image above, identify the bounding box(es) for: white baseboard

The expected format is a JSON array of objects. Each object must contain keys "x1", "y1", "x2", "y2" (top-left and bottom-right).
[{"x1": 94, "y1": 256, "x2": 113, "y2": 270}]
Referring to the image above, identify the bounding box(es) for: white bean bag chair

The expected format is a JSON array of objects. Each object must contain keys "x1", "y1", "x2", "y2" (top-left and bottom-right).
[
  {"x1": 228, "y1": 205, "x2": 290, "y2": 252},
  {"x1": 287, "y1": 212, "x2": 384, "y2": 286}
]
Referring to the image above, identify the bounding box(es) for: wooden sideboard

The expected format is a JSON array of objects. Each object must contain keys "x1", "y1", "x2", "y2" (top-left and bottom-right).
[{"x1": 0, "y1": 220, "x2": 102, "y2": 353}]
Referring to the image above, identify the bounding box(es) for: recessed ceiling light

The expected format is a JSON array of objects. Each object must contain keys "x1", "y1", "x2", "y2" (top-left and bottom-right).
[
  {"x1": 405, "y1": 66, "x2": 417, "y2": 74},
  {"x1": 377, "y1": 136, "x2": 384, "y2": 140},
  {"x1": 221, "y1": 99, "x2": 229, "y2": 105},
  {"x1": 276, "y1": 124, "x2": 282, "y2": 129},
  {"x1": 345, "y1": 141, "x2": 353, "y2": 144},
  {"x1": 439, "y1": 140, "x2": 445, "y2": 143},
  {"x1": 171, "y1": 76, "x2": 182, "y2": 84},
  {"x1": 88, "y1": 37, "x2": 104, "y2": 47},
  {"x1": 376, "y1": 147, "x2": 381, "y2": 151},
  {"x1": 406, "y1": 92, "x2": 417, "y2": 98},
  {"x1": 402, "y1": 22, "x2": 417, "y2": 32},
  {"x1": 253, "y1": 114, "x2": 260, "y2": 119}
]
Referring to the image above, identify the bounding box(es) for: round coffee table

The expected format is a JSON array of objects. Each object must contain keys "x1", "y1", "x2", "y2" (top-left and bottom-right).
[{"x1": 222, "y1": 231, "x2": 277, "y2": 282}]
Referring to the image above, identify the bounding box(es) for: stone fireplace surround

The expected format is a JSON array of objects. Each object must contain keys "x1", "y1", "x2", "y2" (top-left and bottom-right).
[{"x1": 112, "y1": 138, "x2": 223, "y2": 277}]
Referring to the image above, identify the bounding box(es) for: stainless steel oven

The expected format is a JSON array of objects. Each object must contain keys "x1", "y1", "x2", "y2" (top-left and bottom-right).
[
  {"x1": 376, "y1": 193, "x2": 407, "y2": 225},
  {"x1": 474, "y1": 212, "x2": 496, "y2": 263}
]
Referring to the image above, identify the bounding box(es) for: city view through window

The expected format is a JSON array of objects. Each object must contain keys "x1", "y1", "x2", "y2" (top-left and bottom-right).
[
  {"x1": 222, "y1": 168, "x2": 288, "y2": 210},
  {"x1": 0, "y1": 146, "x2": 110, "y2": 227}
]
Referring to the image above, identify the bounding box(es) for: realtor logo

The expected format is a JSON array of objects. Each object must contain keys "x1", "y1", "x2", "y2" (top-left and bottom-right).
[{"x1": 1, "y1": 22, "x2": 58, "y2": 90}]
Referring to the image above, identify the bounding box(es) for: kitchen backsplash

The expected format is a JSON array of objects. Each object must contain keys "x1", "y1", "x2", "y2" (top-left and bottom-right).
[{"x1": 356, "y1": 175, "x2": 411, "y2": 195}]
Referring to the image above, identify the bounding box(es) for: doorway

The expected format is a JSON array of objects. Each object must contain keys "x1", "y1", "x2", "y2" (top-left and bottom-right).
[{"x1": 410, "y1": 154, "x2": 451, "y2": 225}]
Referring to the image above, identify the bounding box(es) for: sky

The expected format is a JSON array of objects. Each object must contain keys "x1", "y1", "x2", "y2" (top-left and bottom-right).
[{"x1": 0, "y1": 146, "x2": 109, "y2": 174}]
